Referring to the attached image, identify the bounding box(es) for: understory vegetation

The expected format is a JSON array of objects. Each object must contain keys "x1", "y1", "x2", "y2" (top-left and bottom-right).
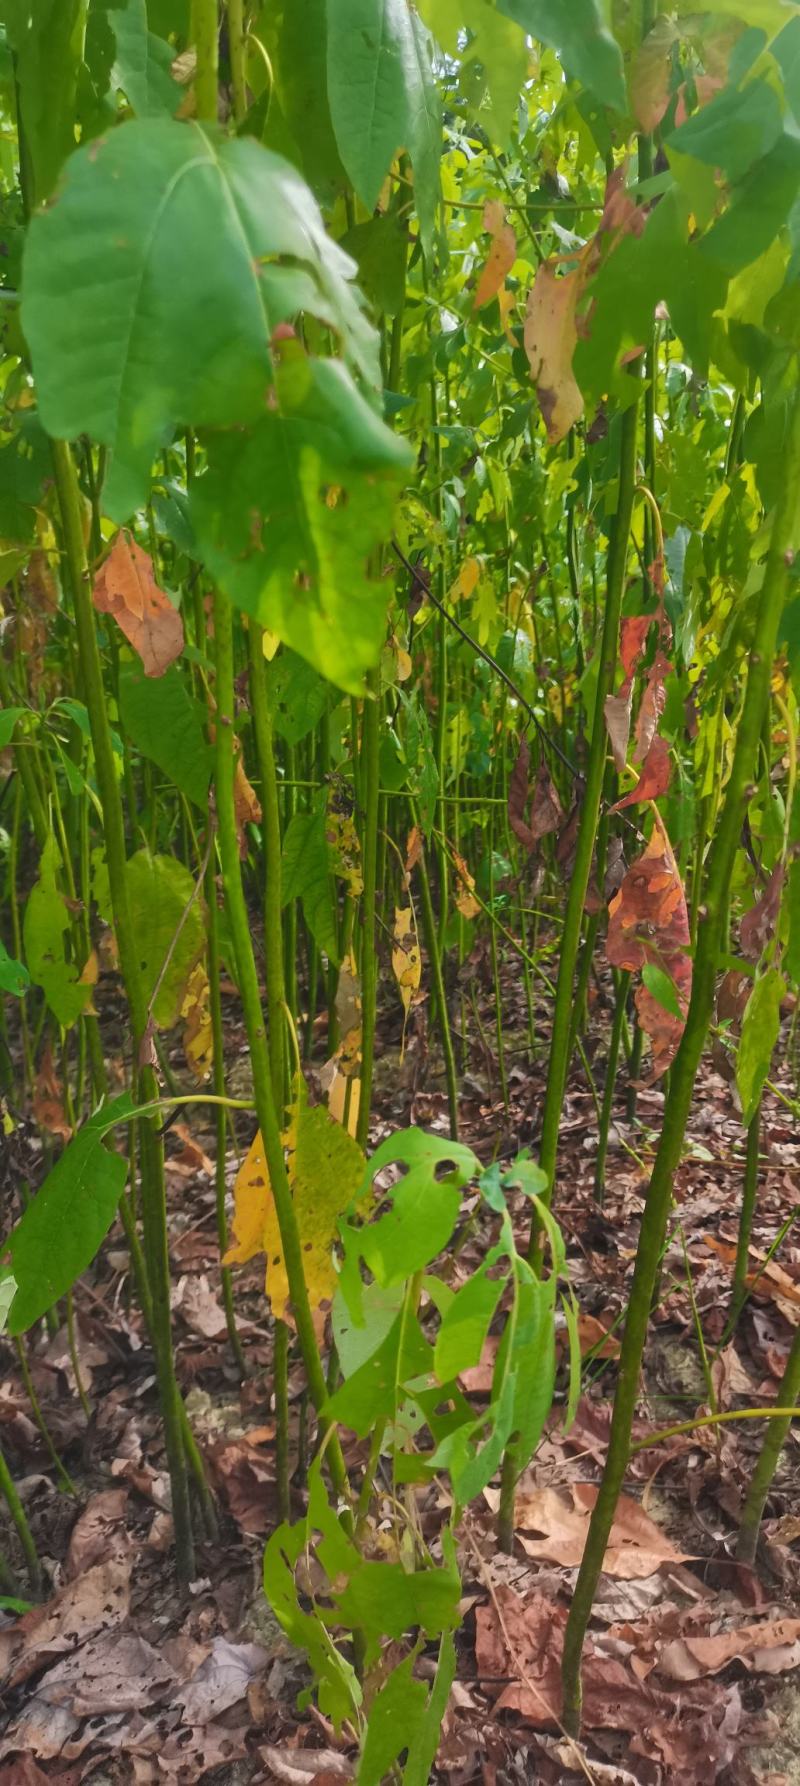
[{"x1": 2, "y1": 1, "x2": 800, "y2": 1781}]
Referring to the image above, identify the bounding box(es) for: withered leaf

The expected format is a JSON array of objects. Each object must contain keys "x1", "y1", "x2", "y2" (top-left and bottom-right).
[
  {"x1": 473, "y1": 199, "x2": 516, "y2": 310},
  {"x1": 610, "y1": 734, "x2": 671, "y2": 811},
  {"x1": 508, "y1": 736, "x2": 535, "y2": 849},
  {"x1": 740, "y1": 862, "x2": 785, "y2": 961},
  {"x1": 530, "y1": 756, "x2": 564, "y2": 841},
  {"x1": 92, "y1": 531, "x2": 183, "y2": 677},
  {"x1": 606, "y1": 810, "x2": 691, "y2": 1077},
  {"x1": 634, "y1": 649, "x2": 671, "y2": 763}
]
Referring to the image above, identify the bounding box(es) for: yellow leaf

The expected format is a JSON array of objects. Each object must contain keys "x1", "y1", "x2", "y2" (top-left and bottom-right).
[
  {"x1": 473, "y1": 200, "x2": 517, "y2": 310},
  {"x1": 225, "y1": 1079, "x2": 366, "y2": 1329},
  {"x1": 448, "y1": 557, "x2": 481, "y2": 602},
  {"x1": 392, "y1": 904, "x2": 421, "y2": 1059},
  {"x1": 181, "y1": 960, "x2": 213, "y2": 1082},
  {"x1": 261, "y1": 629, "x2": 280, "y2": 661},
  {"x1": 452, "y1": 851, "x2": 480, "y2": 920}
]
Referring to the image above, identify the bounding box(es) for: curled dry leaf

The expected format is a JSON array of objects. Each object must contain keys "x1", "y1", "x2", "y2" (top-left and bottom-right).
[
  {"x1": 391, "y1": 904, "x2": 421, "y2": 1058},
  {"x1": 473, "y1": 199, "x2": 516, "y2": 310},
  {"x1": 604, "y1": 687, "x2": 633, "y2": 773},
  {"x1": 508, "y1": 736, "x2": 535, "y2": 850},
  {"x1": 65, "y1": 1488, "x2": 129, "y2": 1579},
  {"x1": 31, "y1": 1042, "x2": 72, "y2": 1141},
  {"x1": 657, "y1": 1618, "x2": 800, "y2": 1682},
  {"x1": 259, "y1": 1746, "x2": 354, "y2": 1783},
  {"x1": 634, "y1": 649, "x2": 672, "y2": 762},
  {"x1": 233, "y1": 754, "x2": 262, "y2": 857},
  {"x1": 606, "y1": 810, "x2": 691, "y2": 1077},
  {"x1": 610, "y1": 733, "x2": 671, "y2": 812},
  {"x1": 499, "y1": 1481, "x2": 689, "y2": 1578},
  {"x1": 405, "y1": 825, "x2": 423, "y2": 879},
  {"x1": 530, "y1": 755, "x2": 564, "y2": 841},
  {"x1": 92, "y1": 530, "x2": 184, "y2": 677}
]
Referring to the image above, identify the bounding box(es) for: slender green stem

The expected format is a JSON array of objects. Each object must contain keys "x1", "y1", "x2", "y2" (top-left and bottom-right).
[
  {"x1": 50, "y1": 437, "x2": 194, "y2": 1581},
  {"x1": 357, "y1": 670, "x2": 381, "y2": 1149},
  {"x1": 226, "y1": 0, "x2": 247, "y2": 123},
  {"x1": 191, "y1": 0, "x2": 218, "y2": 121},
  {"x1": 560, "y1": 377, "x2": 800, "y2": 1736},
  {"x1": 730, "y1": 1100, "x2": 762, "y2": 1331},
  {"x1": 737, "y1": 1322, "x2": 800, "y2": 1562},
  {"x1": 531, "y1": 392, "x2": 640, "y2": 1242},
  {"x1": 0, "y1": 1442, "x2": 41, "y2": 1595},
  {"x1": 212, "y1": 588, "x2": 349, "y2": 1504}
]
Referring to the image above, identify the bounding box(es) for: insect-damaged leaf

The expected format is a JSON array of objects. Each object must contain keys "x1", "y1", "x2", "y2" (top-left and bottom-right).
[
  {"x1": 93, "y1": 532, "x2": 183, "y2": 677},
  {"x1": 473, "y1": 200, "x2": 516, "y2": 310},
  {"x1": 606, "y1": 811, "x2": 691, "y2": 1077},
  {"x1": 224, "y1": 1077, "x2": 365, "y2": 1330}
]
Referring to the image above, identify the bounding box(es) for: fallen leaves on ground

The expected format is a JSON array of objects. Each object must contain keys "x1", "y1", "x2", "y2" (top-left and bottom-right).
[{"x1": 488, "y1": 1481, "x2": 690, "y2": 1578}]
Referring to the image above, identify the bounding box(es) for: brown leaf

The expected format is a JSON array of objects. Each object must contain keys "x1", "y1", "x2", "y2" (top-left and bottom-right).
[
  {"x1": 65, "y1": 1489, "x2": 129, "y2": 1579},
  {"x1": 606, "y1": 811, "x2": 691, "y2": 1077},
  {"x1": 234, "y1": 755, "x2": 262, "y2": 857},
  {"x1": 32, "y1": 1044, "x2": 72, "y2": 1142},
  {"x1": 92, "y1": 531, "x2": 184, "y2": 677},
  {"x1": 610, "y1": 733, "x2": 671, "y2": 811},
  {"x1": 620, "y1": 614, "x2": 655, "y2": 681},
  {"x1": 634, "y1": 649, "x2": 672, "y2": 762},
  {"x1": 29, "y1": 1629, "x2": 177, "y2": 1716},
  {"x1": 504, "y1": 1482, "x2": 689, "y2": 1577},
  {"x1": 631, "y1": 15, "x2": 680, "y2": 131},
  {"x1": 473, "y1": 200, "x2": 517, "y2": 310},
  {"x1": 172, "y1": 1272, "x2": 228, "y2": 1340},
  {"x1": 259, "y1": 1747, "x2": 354, "y2": 1784},
  {"x1": 0, "y1": 1557, "x2": 131, "y2": 1688},
  {"x1": 205, "y1": 1433, "x2": 278, "y2": 1534},
  {"x1": 452, "y1": 849, "x2": 480, "y2": 919},
  {"x1": 508, "y1": 736, "x2": 535, "y2": 849},
  {"x1": 530, "y1": 756, "x2": 564, "y2": 841},
  {"x1": 603, "y1": 688, "x2": 633, "y2": 773},
  {"x1": 658, "y1": 1618, "x2": 800, "y2": 1682},
  {"x1": 741, "y1": 863, "x2": 786, "y2": 961}
]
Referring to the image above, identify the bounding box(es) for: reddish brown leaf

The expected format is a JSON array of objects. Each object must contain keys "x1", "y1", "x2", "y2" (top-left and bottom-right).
[
  {"x1": 473, "y1": 199, "x2": 516, "y2": 310},
  {"x1": 531, "y1": 756, "x2": 564, "y2": 841},
  {"x1": 606, "y1": 811, "x2": 691, "y2": 1076},
  {"x1": 620, "y1": 613, "x2": 654, "y2": 680},
  {"x1": 610, "y1": 733, "x2": 671, "y2": 811},
  {"x1": 740, "y1": 862, "x2": 786, "y2": 961},
  {"x1": 92, "y1": 531, "x2": 184, "y2": 677},
  {"x1": 508, "y1": 736, "x2": 535, "y2": 849},
  {"x1": 634, "y1": 649, "x2": 671, "y2": 762},
  {"x1": 32, "y1": 1044, "x2": 72, "y2": 1142}
]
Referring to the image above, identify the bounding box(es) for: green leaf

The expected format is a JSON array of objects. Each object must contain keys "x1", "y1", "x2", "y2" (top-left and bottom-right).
[
  {"x1": 0, "y1": 1274, "x2": 18, "y2": 1334},
  {"x1": 419, "y1": 0, "x2": 528, "y2": 148},
  {"x1": 0, "y1": 941, "x2": 29, "y2": 998},
  {"x1": 334, "y1": 1556, "x2": 461, "y2": 1639},
  {"x1": 332, "y1": 1279, "x2": 405, "y2": 1377},
  {"x1": 191, "y1": 355, "x2": 410, "y2": 690},
  {"x1": 262, "y1": 0, "x2": 348, "y2": 203},
  {"x1": 118, "y1": 657, "x2": 213, "y2": 806},
  {"x1": 698, "y1": 132, "x2": 800, "y2": 275},
  {"x1": 2, "y1": 0, "x2": 85, "y2": 201},
  {"x1": 268, "y1": 650, "x2": 329, "y2": 745},
  {"x1": 736, "y1": 965, "x2": 784, "y2": 1125},
  {"x1": 667, "y1": 78, "x2": 782, "y2": 184},
  {"x1": 281, "y1": 807, "x2": 339, "y2": 964},
  {"x1": 22, "y1": 119, "x2": 382, "y2": 517},
  {"x1": 0, "y1": 706, "x2": 26, "y2": 745},
  {"x1": 402, "y1": 1631, "x2": 457, "y2": 1786},
  {"x1": 497, "y1": 0, "x2": 626, "y2": 113},
  {"x1": 125, "y1": 848, "x2": 205, "y2": 1027},
  {"x1": 327, "y1": 0, "x2": 441, "y2": 250},
  {"x1": 107, "y1": 0, "x2": 181, "y2": 115},
  {"x1": 642, "y1": 961, "x2": 685, "y2": 1021},
  {"x1": 339, "y1": 1129, "x2": 478, "y2": 1300},
  {"x1": 357, "y1": 1656, "x2": 428, "y2": 1786},
  {"x1": 23, "y1": 836, "x2": 93, "y2": 1029},
  {"x1": 340, "y1": 214, "x2": 409, "y2": 318},
  {"x1": 2, "y1": 1095, "x2": 135, "y2": 1333},
  {"x1": 433, "y1": 1258, "x2": 506, "y2": 1384},
  {"x1": 787, "y1": 853, "x2": 800, "y2": 984}
]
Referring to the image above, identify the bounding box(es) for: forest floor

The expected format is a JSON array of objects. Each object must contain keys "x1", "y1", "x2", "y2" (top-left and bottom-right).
[{"x1": 2, "y1": 946, "x2": 800, "y2": 1786}]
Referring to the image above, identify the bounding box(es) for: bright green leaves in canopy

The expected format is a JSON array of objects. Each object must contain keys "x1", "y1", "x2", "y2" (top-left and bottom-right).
[
  {"x1": 190, "y1": 353, "x2": 410, "y2": 691},
  {"x1": 23, "y1": 836, "x2": 93, "y2": 1029},
  {"x1": 326, "y1": 0, "x2": 441, "y2": 250},
  {"x1": 85, "y1": 0, "x2": 182, "y2": 121},
  {"x1": 416, "y1": 0, "x2": 529, "y2": 148},
  {"x1": 22, "y1": 120, "x2": 383, "y2": 518}
]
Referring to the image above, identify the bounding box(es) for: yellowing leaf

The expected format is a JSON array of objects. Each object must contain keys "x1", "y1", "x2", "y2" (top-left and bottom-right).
[
  {"x1": 524, "y1": 259, "x2": 586, "y2": 444},
  {"x1": 261, "y1": 628, "x2": 280, "y2": 661},
  {"x1": 225, "y1": 1079, "x2": 366, "y2": 1330},
  {"x1": 234, "y1": 756, "x2": 262, "y2": 858},
  {"x1": 326, "y1": 790, "x2": 363, "y2": 896},
  {"x1": 92, "y1": 530, "x2": 184, "y2": 677},
  {"x1": 452, "y1": 851, "x2": 480, "y2": 920},
  {"x1": 448, "y1": 557, "x2": 481, "y2": 602},
  {"x1": 473, "y1": 199, "x2": 517, "y2": 310},
  {"x1": 392, "y1": 904, "x2": 422, "y2": 1058},
  {"x1": 181, "y1": 960, "x2": 213, "y2": 1082}
]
